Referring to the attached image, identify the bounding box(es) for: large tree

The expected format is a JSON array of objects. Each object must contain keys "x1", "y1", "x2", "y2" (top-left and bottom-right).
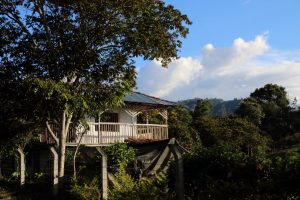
[
  {"x1": 0, "y1": 0, "x2": 191, "y2": 179},
  {"x1": 235, "y1": 97, "x2": 264, "y2": 126},
  {"x1": 193, "y1": 99, "x2": 212, "y2": 121},
  {"x1": 250, "y1": 84, "x2": 291, "y2": 140}
]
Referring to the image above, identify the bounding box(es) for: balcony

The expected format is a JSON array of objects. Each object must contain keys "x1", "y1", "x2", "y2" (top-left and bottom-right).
[{"x1": 41, "y1": 122, "x2": 169, "y2": 146}]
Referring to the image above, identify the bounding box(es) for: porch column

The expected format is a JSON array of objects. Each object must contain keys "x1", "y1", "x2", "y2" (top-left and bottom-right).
[
  {"x1": 159, "y1": 109, "x2": 168, "y2": 139},
  {"x1": 125, "y1": 109, "x2": 141, "y2": 139},
  {"x1": 17, "y1": 148, "x2": 25, "y2": 186},
  {"x1": 168, "y1": 138, "x2": 184, "y2": 200},
  {"x1": 96, "y1": 147, "x2": 108, "y2": 200},
  {"x1": 97, "y1": 112, "x2": 104, "y2": 144},
  {"x1": 50, "y1": 147, "x2": 59, "y2": 195}
]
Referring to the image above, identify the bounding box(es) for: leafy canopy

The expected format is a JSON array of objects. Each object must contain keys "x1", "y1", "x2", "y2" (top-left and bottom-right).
[{"x1": 0, "y1": 0, "x2": 191, "y2": 138}]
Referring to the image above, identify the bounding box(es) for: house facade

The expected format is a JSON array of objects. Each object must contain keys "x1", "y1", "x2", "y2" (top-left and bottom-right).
[{"x1": 41, "y1": 92, "x2": 176, "y2": 146}]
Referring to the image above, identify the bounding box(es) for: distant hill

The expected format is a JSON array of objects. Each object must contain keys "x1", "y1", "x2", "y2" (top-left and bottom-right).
[{"x1": 179, "y1": 98, "x2": 242, "y2": 117}]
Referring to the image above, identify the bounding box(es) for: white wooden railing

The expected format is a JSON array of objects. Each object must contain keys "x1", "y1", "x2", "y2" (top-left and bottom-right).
[
  {"x1": 72, "y1": 123, "x2": 168, "y2": 144},
  {"x1": 41, "y1": 123, "x2": 168, "y2": 145}
]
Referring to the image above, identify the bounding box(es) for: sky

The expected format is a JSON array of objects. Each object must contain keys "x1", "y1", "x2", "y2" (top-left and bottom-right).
[{"x1": 136, "y1": 0, "x2": 300, "y2": 101}]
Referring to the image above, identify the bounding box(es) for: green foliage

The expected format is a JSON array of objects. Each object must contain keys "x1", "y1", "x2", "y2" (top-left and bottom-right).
[
  {"x1": 235, "y1": 83, "x2": 300, "y2": 148},
  {"x1": 104, "y1": 143, "x2": 136, "y2": 173},
  {"x1": 173, "y1": 146, "x2": 300, "y2": 200},
  {"x1": 137, "y1": 109, "x2": 165, "y2": 125},
  {"x1": 236, "y1": 97, "x2": 265, "y2": 125},
  {"x1": 251, "y1": 84, "x2": 289, "y2": 108},
  {"x1": 168, "y1": 105, "x2": 201, "y2": 149},
  {"x1": 110, "y1": 166, "x2": 169, "y2": 200},
  {"x1": 0, "y1": 0, "x2": 190, "y2": 176},
  {"x1": 194, "y1": 117, "x2": 269, "y2": 156},
  {"x1": 70, "y1": 176, "x2": 101, "y2": 200},
  {"x1": 0, "y1": 78, "x2": 42, "y2": 150},
  {"x1": 179, "y1": 98, "x2": 242, "y2": 117},
  {"x1": 0, "y1": 0, "x2": 191, "y2": 121},
  {"x1": 193, "y1": 99, "x2": 212, "y2": 120},
  {"x1": 250, "y1": 84, "x2": 292, "y2": 140}
]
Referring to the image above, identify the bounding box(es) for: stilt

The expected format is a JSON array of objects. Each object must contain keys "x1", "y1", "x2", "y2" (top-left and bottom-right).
[
  {"x1": 50, "y1": 147, "x2": 59, "y2": 195},
  {"x1": 17, "y1": 148, "x2": 25, "y2": 186},
  {"x1": 169, "y1": 138, "x2": 184, "y2": 200},
  {"x1": 96, "y1": 147, "x2": 108, "y2": 200}
]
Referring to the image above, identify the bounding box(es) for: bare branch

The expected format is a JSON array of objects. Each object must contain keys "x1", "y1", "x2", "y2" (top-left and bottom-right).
[
  {"x1": 46, "y1": 121, "x2": 59, "y2": 144},
  {"x1": 65, "y1": 112, "x2": 73, "y2": 134}
]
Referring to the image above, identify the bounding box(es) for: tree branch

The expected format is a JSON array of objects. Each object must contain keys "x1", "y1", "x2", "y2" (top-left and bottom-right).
[
  {"x1": 34, "y1": 0, "x2": 52, "y2": 48},
  {"x1": 2, "y1": 4, "x2": 36, "y2": 46},
  {"x1": 73, "y1": 128, "x2": 86, "y2": 177},
  {"x1": 46, "y1": 121, "x2": 59, "y2": 144},
  {"x1": 65, "y1": 112, "x2": 73, "y2": 134}
]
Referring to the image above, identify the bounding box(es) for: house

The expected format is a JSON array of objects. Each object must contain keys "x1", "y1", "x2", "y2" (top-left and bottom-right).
[
  {"x1": 3, "y1": 92, "x2": 182, "y2": 199},
  {"x1": 40, "y1": 92, "x2": 176, "y2": 146}
]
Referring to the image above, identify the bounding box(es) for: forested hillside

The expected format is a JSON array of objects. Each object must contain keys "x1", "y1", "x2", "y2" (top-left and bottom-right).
[
  {"x1": 168, "y1": 84, "x2": 300, "y2": 199},
  {"x1": 179, "y1": 98, "x2": 242, "y2": 116}
]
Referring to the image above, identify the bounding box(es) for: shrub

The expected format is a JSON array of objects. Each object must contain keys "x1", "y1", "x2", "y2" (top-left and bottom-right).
[
  {"x1": 110, "y1": 165, "x2": 169, "y2": 200},
  {"x1": 70, "y1": 176, "x2": 101, "y2": 200},
  {"x1": 104, "y1": 143, "x2": 136, "y2": 173}
]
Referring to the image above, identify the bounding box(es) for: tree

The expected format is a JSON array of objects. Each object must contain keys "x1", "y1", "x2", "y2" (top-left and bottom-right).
[
  {"x1": 193, "y1": 99, "x2": 212, "y2": 121},
  {"x1": 250, "y1": 84, "x2": 289, "y2": 109},
  {"x1": 194, "y1": 117, "x2": 269, "y2": 155},
  {"x1": 0, "y1": 0, "x2": 191, "y2": 180},
  {"x1": 250, "y1": 84, "x2": 291, "y2": 140},
  {"x1": 236, "y1": 97, "x2": 265, "y2": 125},
  {"x1": 168, "y1": 105, "x2": 201, "y2": 149}
]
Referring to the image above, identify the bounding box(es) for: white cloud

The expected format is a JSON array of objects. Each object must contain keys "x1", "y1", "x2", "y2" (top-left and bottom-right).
[
  {"x1": 137, "y1": 34, "x2": 300, "y2": 101},
  {"x1": 137, "y1": 57, "x2": 202, "y2": 97}
]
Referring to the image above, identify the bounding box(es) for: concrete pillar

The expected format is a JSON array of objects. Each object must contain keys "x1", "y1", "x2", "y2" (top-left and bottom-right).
[
  {"x1": 96, "y1": 147, "x2": 108, "y2": 200},
  {"x1": 169, "y1": 138, "x2": 184, "y2": 200},
  {"x1": 50, "y1": 147, "x2": 59, "y2": 195},
  {"x1": 17, "y1": 148, "x2": 25, "y2": 186}
]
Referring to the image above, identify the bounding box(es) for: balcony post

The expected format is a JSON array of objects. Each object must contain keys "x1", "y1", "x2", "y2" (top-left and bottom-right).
[
  {"x1": 169, "y1": 138, "x2": 184, "y2": 200},
  {"x1": 50, "y1": 147, "x2": 59, "y2": 195},
  {"x1": 17, "y1": 148, "x2": 25, "y2": 186},
  {"x1": 96, "y1": 147, "x2": 108, "y2": 200}
]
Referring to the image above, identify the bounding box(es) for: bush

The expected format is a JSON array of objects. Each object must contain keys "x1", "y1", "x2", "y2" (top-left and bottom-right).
[
  {"x1": 110, "y1": 165, "x2": 169, "y2": 200},
  {"x1": 70, "y1": 176, "x2": 101, "y2": 200},
  {"x1": 104, "y1": 143, "x2": 136, "y2": 173},
  {"x1": 170, "y1": 145, "x2": 300, "y2": 199}
]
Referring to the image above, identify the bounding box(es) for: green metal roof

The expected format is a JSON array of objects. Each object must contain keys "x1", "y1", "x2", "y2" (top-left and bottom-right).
[{"x1": 123, "y1": 92, "x2": 176, "y2": 107}]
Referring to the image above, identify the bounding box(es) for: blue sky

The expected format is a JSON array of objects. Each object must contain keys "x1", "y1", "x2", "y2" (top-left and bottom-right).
[
  {"x1": 136, "y1": 0, "x2": 300, "y2": 101},
  {"x1": 166, "y1": 0, "x2": 300, "y2": 55}
]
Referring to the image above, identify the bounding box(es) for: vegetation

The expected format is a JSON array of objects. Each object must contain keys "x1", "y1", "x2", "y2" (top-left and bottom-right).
[
  {"x1": 168, "y1": 105, "x2": 201, "y2": 149},
  {"x1": 110, "y1": 167, "x2": 169, "y2": 200},
  {"x1": 180, "y1": 98, "x2": 242, "y2": 116},
  {"x1": 1, "y1": 1, "x2": 300, "y2": 199},
  {"x1": 167, "y1": 83, "x2": 300, "y2": 199},
  {"x1": 1, "y1": 80, "x2": 300, "y2": 199},
  {"x1": 175, "y1": 146, "x2": 300, "y2": 200},
  {"x1": 0, "y1": 0, "x2": 191, "y2": 181},
  {"x1": 104, "y1": 143, "x2": 136, "y2": 173}
]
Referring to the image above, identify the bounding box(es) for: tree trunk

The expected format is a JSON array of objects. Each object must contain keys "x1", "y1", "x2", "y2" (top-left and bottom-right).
[
  {"x1": 73, "y1": 131, "x2": 85, "y2": 177},
  {"x1": 58, "y1": 111, "x2": 72, "y2": 179},
  {"x1": 58, "y1": 133, "x2": 66, "y2": 178}
]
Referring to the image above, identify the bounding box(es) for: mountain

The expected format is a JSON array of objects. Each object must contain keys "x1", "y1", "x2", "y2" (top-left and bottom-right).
[{"x1": 179, "y1": 98, "x2": 242, "y2": 117}]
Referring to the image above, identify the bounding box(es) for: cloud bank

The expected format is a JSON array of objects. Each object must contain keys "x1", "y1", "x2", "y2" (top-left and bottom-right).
[{"x1": 137, "y1": 34, "x2": 300, "y2": 101}]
